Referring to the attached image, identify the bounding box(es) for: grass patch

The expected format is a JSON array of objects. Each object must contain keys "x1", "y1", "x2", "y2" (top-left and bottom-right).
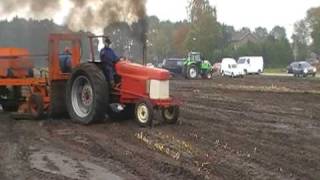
[{"x1": 264, "y1": 68, "x2": 286, "y2": 73}]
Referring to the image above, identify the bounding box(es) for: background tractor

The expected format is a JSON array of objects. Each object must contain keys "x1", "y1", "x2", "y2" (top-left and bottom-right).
[
  {"x1": 0, "y1": 33, "x2": 180, "y2": 127},
  {"x1": 183, "y1": 52, "x2": 213, "y2": 79}
]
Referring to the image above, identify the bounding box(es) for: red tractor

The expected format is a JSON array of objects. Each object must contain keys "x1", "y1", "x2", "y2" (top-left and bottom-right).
[{"x1": 0, "y1": 33, "x2": 180, "y2": 127}]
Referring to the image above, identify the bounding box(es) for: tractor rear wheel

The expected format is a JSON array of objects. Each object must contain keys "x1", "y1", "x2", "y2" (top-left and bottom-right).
[
  {"x1": 187, "y1": 65, "x2": 198, "y2": 79},
  {"x1": 66, "y1": 63, "x2": 109, "y2": 125},
  {"x1": 161, "y1": 106, "x2": 179, "y2": 124}
]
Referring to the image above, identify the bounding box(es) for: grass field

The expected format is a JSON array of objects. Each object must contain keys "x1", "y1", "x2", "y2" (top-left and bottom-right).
[{"x1": 264, "y1": 68, "x2": 287, "y2": 73}]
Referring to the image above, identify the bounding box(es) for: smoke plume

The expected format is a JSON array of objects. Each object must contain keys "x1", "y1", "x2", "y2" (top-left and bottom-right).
[
  {"x1": 67, "y1": 0, "x2": 146, "y2": 33},
  {"x1": 0, "y1": 0, "x2": 60, "y2": 15},
  {"x1": 0, "y1": 0, "x2": 148, "y2": 62},
  {"x1": 0, "y1": 0, "x2": 147, "y2": 33}
]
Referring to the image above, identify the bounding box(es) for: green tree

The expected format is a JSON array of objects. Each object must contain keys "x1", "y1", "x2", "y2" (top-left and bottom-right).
[
  {"x1": 147, "y1": 18, "x2": 176, "y2": 61},
  {"x1": 230, "y1": 26, "x2": 293, "y2": 68},
  {"x1": 184, "y1": 0, "x2": 221, "y2": 59},
  {"x1": 254, "y1": 27, "x2": 268, "y2": 41},
  {"x1": 292, "y1": 20, "x2": 310, "y2": 60},
  {"x1": 235, "y1": 41, "x2": 262, "y2": 58},
  {"x1": 262, "y1": 35, "x2": 293, "y2": 68},
  {"x1": 188, "y1": 0, "x2": 217, "y2": 23},
  {"x1": 173, "y1": 21, "x2": 190, "y2": 57},
  {"x1": 270, "y1": 26, "x2": 287, "y2": 40},
  {"x1": 307, "y1": 7, "x2": 320, "y2": 54}
]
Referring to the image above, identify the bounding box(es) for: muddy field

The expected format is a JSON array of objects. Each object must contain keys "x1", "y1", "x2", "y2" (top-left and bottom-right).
[{"x1": 0, "y1": 76, "x2": 320, "y2": 180}]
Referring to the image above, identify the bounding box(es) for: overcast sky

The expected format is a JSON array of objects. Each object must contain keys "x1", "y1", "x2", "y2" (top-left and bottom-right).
[
  {"x1": 5, "y1": 0, "x2": 319, "y2": 39},
  {"x1": 147, "y1": 0, "x2": 320, "y2": 37}
]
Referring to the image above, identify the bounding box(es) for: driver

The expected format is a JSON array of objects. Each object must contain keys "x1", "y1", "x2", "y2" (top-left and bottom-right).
[
  {"x1": 100, "y1": 37, "x2": 119, "y2": 87},
  {"x1": 59, "y1": 47, "x2": 72, "y2": 73}
]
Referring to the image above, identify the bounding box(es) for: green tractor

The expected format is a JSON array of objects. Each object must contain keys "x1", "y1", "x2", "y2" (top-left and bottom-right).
[{"x1": 183, "y1": 52, "x2": 213, "y2": 79}]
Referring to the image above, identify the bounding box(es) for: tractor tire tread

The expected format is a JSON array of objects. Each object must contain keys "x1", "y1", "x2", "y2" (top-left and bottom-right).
[{"x1": 66, "y1": 63, "x2": 109, "y2": 125}]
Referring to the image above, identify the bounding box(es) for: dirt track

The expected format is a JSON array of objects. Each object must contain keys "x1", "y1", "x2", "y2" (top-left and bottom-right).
[{"x1": 0, "y1": 76, "x2": 320, "y2": 180}]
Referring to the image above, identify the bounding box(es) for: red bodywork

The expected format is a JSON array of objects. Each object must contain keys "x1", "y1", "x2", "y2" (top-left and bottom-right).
[
  {"x1": 0, "y1": 48, "x2": 33, "y2": 78},
  {"x1": 115, "y1": 61, "x2": 179, "y2": 107}
]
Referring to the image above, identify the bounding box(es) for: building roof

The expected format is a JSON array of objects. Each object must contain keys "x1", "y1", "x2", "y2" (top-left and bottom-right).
[{"x1": 231, "y1": 32, "x2": 258, "y2": 43}]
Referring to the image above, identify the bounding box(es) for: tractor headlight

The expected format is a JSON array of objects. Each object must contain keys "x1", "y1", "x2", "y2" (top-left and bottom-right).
[
  {"x1": 304, "y1": 68, "x2": 308, "y2": 73},
  {"x1": 149, "y1": 80, "x2": 169, "y2": 100},
  {"x1": 313, "y1": 67, "x2": 317, "y2": 72}
]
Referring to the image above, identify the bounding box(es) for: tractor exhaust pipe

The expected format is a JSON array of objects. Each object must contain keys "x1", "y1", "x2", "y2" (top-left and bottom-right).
[
  {"x1": 142, "y1": 38, "x2": 147, "y2": 65},
  {"x1": 141, "y1": 17, "x2": 148, "y2": 65}
]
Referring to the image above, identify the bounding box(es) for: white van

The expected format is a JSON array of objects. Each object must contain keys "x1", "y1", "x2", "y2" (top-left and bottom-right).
[
  {"x1": 221, "y1": 58, "x2": 244, "y2": 77},
  {"x1": 237, "y1": 56, "x2": 264, "y2": 74}
]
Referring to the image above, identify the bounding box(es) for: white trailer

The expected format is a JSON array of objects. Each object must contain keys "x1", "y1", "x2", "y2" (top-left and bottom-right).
[{"x1": 237, "y1": 56, "x2": 264, "y2": 74}]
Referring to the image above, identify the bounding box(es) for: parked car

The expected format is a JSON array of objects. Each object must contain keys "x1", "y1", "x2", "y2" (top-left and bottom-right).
[
  {"x1": 237, "y1": 56, "x2": 264, "y2": 74},
  {"x1": 287, "y1": 61, "x2": 317, "y2": 77},
  {"x1": 212, "y1": 63, "x2": 221, "y2": 74},
  {"x1": 162, "y1": 58, "x2": 184, "y2": 75},
  {"x1": 221, "y1": 58, "x2": 244, "y2": 78}
]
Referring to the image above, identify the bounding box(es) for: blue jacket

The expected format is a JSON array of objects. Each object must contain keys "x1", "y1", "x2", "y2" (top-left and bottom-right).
[
  {"x1": 59, "y1": 52, "x2": 71, "y2": 73},
  {"x1": 100, "y1": 47, "x2": 119, "y2": 67}
]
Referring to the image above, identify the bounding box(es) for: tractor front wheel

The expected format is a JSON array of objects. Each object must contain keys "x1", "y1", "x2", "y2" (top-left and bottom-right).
[
  {"x1": 66, "y1": 63, "x2": 109, "y2": 125},
  {"x1": 161, "y1": 106, "x2": 179, "y2": 124},
  {"x1": 135, "y1": 100, "x2": 153, "y2": 127},
  {"x1": 187, "y1": 65, "x2": 198, "y2": 79}
]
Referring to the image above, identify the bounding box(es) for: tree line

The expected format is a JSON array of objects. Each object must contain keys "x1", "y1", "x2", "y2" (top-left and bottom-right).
[{"x1": 145, "y1": 0, "x2": 320, "y2": 68}]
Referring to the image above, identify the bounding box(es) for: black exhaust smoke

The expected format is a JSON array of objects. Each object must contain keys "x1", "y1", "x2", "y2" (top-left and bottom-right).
[{"x1": 0, "y1": 0, "x2": 148, "y2": 64}]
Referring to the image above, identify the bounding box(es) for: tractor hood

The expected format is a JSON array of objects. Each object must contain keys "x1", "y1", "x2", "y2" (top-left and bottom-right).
[{"x1": 115, "y1": 61, "x2": 170, "y2": 80}]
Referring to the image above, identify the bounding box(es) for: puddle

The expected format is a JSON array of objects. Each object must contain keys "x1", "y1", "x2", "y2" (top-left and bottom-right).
[{"x1": 29, "y1": 150, "x2": 122, "y2": 180}]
